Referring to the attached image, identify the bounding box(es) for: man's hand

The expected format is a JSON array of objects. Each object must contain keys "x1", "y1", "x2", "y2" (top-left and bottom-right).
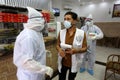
[
  {"x1": 65, "y1": 48, "x2": 73, "y2": 54},
  {"x1": 59, "y1": 49, "x2": 66, "y2": 58}
]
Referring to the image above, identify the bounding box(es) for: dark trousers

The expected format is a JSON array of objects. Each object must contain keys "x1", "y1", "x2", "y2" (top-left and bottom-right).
[{"x1": 59, "y1": 65, "x2": 77, "y2": 80}]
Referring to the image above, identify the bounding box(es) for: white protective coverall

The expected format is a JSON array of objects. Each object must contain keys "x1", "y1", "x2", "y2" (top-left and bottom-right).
[
  {"x1": 13, "y1": 7, "x2": 53, "y2": 80},
  {"x1": 80, "y1": 14, "x2": 103, "y2": 71}
]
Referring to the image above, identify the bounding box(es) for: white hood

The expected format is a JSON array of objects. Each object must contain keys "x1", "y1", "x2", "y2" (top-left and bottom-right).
[
  {"x1": 87, "y1": 14, "x2": 92, "y2": 19},
  {"x1": 85, "y1": 14, "x2": 93, "y2": 27},
  {"x1": 24, "y1": 7, "x2": 45, "y2": 32}
]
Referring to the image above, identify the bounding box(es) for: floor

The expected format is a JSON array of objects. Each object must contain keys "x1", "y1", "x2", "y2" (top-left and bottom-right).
[
  {"x1": 52, "y1": 46, "x2": 120, "y2": 80},
  {"x1": 1, "y1": 46, "x2": 119, "y2": 80},
  {"x1": 95, "y1": 46, "x2": 120, "y2": 63}
]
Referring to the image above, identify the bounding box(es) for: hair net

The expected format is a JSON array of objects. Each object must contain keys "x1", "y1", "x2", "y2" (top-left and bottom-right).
[{"x1": 86, "y1": 14, "x2": 92, "y2": 19}]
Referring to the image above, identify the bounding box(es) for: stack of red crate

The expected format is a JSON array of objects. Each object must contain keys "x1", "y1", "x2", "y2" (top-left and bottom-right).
[
  {"x1": 3, "y1": 13, "x2": 8, "y2": 22},
  {"x1": 10, "y1": 13, "x2": 15, "y2": 23},
  {"x1": 0, "y1": 12, "x2": 28, "y2": 23},
  {"x1": 13, "y1": 14, "x2": 18, "y2": 23},
  {"x1": 42, "y1": 12, "x2": 50, "y2": 23},
  {"x1": 23, "y1": 15, "x2": 28, "y2": 23},
  {"x1": 0, "y1": 13, "x2": 4, "y2": 22},
  {"x1": 7, "y1": 13, "x2": 11, "y2": 22},
  {"x1": 17, "y1": 14, "x2": 28, "y2": 23},
  {"x1": 17, "y1": 14, "x2": 23, "y2": 23}
]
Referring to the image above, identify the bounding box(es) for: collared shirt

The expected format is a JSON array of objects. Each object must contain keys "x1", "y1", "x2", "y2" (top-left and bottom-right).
[{"x1": 62, "y1": 27, "x2": 76, "y2": 67}]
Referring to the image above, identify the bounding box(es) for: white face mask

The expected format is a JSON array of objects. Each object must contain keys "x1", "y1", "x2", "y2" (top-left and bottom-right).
[
  {"x1": 63, "y1": 20, "x2": 72, "y2": 29},
  {"x1": 85, "y1": 21, "x2": 93, "y2": 27}
]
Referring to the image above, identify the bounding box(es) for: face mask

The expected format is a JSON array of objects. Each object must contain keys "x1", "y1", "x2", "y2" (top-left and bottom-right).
[
  {"x1": 27, "y1": 17, "x2": 46, "y2": 31},
  {"x1": 63, "y1": 20, "x2": 72, "y2": 29},
  {"x1": 37, "y1": 19, "x2": 46, "y2": 32},
  {"x1": 39, "y1": 24, "x2": 45, "y2": 31},
  {"x1": 85, "y1": 21, "x2": 93, "y2": 27}
]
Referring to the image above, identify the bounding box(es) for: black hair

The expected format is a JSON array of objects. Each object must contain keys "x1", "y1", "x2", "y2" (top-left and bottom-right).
[{"x1": 64, "y1": 11, "x2": 78, "y2": 20}]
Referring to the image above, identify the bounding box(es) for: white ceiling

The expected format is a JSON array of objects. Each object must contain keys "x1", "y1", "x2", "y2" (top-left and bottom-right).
[
  {"x1": 62, "y1": 0, "x2": 116, "y2": 6},
  {"x1": 63, "y1": 0, "x2": 115, "y2": 2},
  {"x1": 62, "y1": 0, "x2": 116, "y2": 4}
]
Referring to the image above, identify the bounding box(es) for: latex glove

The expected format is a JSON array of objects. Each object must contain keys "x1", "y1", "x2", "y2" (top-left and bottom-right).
[
  {"x1": 23, "y1": 59, "x2": 47, "y2": 73},
  {"x1": 88, "y1": 33, "x2": 97, "y2": 40},
  {"x1": 45, "y1": 66, "x2": 53, "y2": 78},
  {"x1": 91, "y1": 36, "x2": 96, "y2": 40}
]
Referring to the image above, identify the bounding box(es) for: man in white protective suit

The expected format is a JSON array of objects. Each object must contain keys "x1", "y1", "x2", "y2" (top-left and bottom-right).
[
  {"x1": 80, "y1": 14, "x2": 103, "y2": 75},
  {"x1": 13, "y1": 7, "x2": 53, "y2": 80}
]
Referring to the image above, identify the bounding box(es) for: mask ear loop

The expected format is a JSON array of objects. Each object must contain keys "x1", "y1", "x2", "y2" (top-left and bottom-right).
[{"x1": 29, "y1": 16, "x2": 44, "y2": 19}]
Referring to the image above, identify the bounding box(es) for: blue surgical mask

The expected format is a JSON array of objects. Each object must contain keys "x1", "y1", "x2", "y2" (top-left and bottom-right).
[{"x1": 63, "y1": 20, "x2": 72, "y2": 29}]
